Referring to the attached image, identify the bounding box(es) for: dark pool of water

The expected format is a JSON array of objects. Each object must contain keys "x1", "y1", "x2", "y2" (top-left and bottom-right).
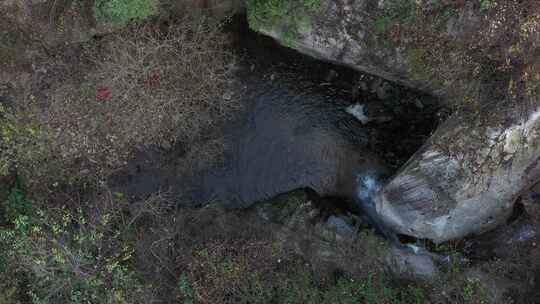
[{"x1": 110, "y1": 20, "x2": 443, "y2": 208}]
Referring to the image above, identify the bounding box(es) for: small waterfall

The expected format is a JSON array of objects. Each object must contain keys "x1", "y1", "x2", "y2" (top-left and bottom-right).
[{"x1": 355, "y1": 173, "x2": 399, "y2": 243}]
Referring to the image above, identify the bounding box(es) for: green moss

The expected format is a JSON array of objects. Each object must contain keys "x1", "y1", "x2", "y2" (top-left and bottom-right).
[
  {"x1": 407, "y1": 48, "x2": 435, "y2": 81},
  {"x1": 377, "y1": 0, "x2": 417, "y2": 28},
  {"x1": 374, "y1": 16, "x2": 393, "y2": 33},
  {"x1": 247, "y1": 0, "x2": 321, "y2": 29},
  {"x1": 252, "y1": 188, "x2": 309, "y2": 224},
  {"x1": 479, "y1": 0, "x2": 497, "y2": 11},
  {"x1": 0, "y1": 105, "x2": 54, "y2": 180},
  {"x1": 0, "y1": 30, "x2": 23, "y2": 67},
  {"x1": 246, "y1": 0, "x2": 321, "y2": 45},
  {"x1": 93, "y1": 0, "x2": 157, "y2": 24}
]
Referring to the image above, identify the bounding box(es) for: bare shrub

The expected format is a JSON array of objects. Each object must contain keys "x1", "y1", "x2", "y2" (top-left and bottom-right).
[
  {"x1": 90, "y1": 16, "x2": 238, "y2": 150},
  {"x1": 0, "y1": 15, "x2": 239, "y2": 188}
]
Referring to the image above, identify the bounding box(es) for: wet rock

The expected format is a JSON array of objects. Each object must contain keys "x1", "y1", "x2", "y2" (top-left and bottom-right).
[
  {"x1": 522, "y1": 183, "x2": 540, "y2": 213},
  {"x1": 326, "y1": 215, "x2": 355, "y2": 237},
  {"x1": 324, "y1": 69, "x2": 339, "y2": 82},
  {"x1": 375, "y1": 82, "x2": 396, "y2": 101},
  {"x1": 250, "y1": 189, "x2": 388, "y2": 282},
  {"x1": 385, "y1": 246, "x2": 440, "y2": 280},
  {"x1": 222, "y1": 91, "x2": 233, "y2": 100},
  {"x1": 345, "y1": 104, "x2": 370, "y2": 124}
]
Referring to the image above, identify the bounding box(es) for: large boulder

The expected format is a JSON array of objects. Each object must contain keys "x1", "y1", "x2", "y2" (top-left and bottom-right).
[
  {"x1": 375, "y1": 102, "x2": 540, "y2": 242},
  {"x1": 247, "y1": 0, "x2": 540, "y2": 241}
]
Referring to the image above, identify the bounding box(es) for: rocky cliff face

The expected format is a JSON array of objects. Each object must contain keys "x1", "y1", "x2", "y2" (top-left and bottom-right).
[{"x1": 247, "y1": 0, "x2": 540, "y2": 242}]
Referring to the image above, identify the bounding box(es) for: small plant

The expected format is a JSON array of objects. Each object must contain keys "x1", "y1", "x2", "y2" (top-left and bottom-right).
[
  {"x1": 93, "y1": 0, "x2": 157, "y2": 24},
  {"x1": 462, "y1": 278, "x2": 487, "y2": 303},
  {"x1": 177, "y1": 274, "x2": 194, "y2": 304},
  {"x1": 479, "y1": 0, "x2": 497, "y2": 11},
  {"x1": 0, "y1": 103, "x2": 59, "y2": 188},
  {"x1": 246, "y1": 0, "x2": 321, "y2": 46}
]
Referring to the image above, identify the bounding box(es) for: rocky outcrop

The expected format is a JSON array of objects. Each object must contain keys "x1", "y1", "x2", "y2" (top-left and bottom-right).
[
  {"x1": 248, "y1": 0, "x2": 540, "y2": 241},
  {"x1": 247, "y1": 1, "x2": 539, "y2": 99}
]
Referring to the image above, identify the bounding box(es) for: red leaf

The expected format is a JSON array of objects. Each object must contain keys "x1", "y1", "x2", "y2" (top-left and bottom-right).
[{"x1": 97, "y1": 87, "x2": 110, "y2": 100}]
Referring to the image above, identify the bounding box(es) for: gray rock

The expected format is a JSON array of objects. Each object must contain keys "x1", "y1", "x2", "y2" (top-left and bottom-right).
[
  {"x1": 376, "y1": 82, "x2": 395, "y2": 100},
  {"x1": 326, "y1": 215, "x2": 356, "y2": 237},
  {"x1": 374, "y1": 104, "x2": 540, "y2": 242},
  {"x1": 385, "y1": 245, "x2": 439, "y2": 280}
]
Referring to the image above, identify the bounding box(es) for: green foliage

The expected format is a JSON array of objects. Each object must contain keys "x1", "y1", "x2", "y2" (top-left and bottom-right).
[
  {"x1": 180, "y1": 253, "x2": 427, "y2": 304},
  {"x1": 374, "y1": 16, "x2": 393, "y2": 33},
  {"x1": 177, "y1": 274, "x2": 195, "y2": 304},
  {"x1": 321, "y1": 276, "x2": 427, "y2": 304},
  {"x1": 479, "y1": 0, "x2": 497, "y2": 11},
  {"x1": 0, "y1": 186, "x2": 152, "y2": 303},
  {"x1": 462, "y1": 278, "x2": 487, "y2": 303},
  {"x1": 0, "y1": 31, "x2": 19, "y2": 66},
  {"x1": 93, "y1": 0, "x2": 157, "y2": 24},
  {"x1": 246, "y1": 0, "x2": 321, "y2": 46},
  {"x1": 0, "y1": 103, "x2": 58, "y2": 186},
  {"x1": 374, "y1": 0, "x2": 455, "y2": 34},
  {"x1": 252, "y1": 272, "x2": 427, "y2": 303},
  {"x1": 2, "y1": 182, "x2": 33, "y2": 226},
  {"x1": 377, "y1": 0, "x2": 417, "y2": 30},
  {"x1": 407, "y1": 48, "x2": 435, "y2": 80}
]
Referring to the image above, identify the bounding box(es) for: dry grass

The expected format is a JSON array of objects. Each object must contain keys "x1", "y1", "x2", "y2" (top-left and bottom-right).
[{"x1": 0, "y1": 15, "x2": 239, "y2": 190}]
